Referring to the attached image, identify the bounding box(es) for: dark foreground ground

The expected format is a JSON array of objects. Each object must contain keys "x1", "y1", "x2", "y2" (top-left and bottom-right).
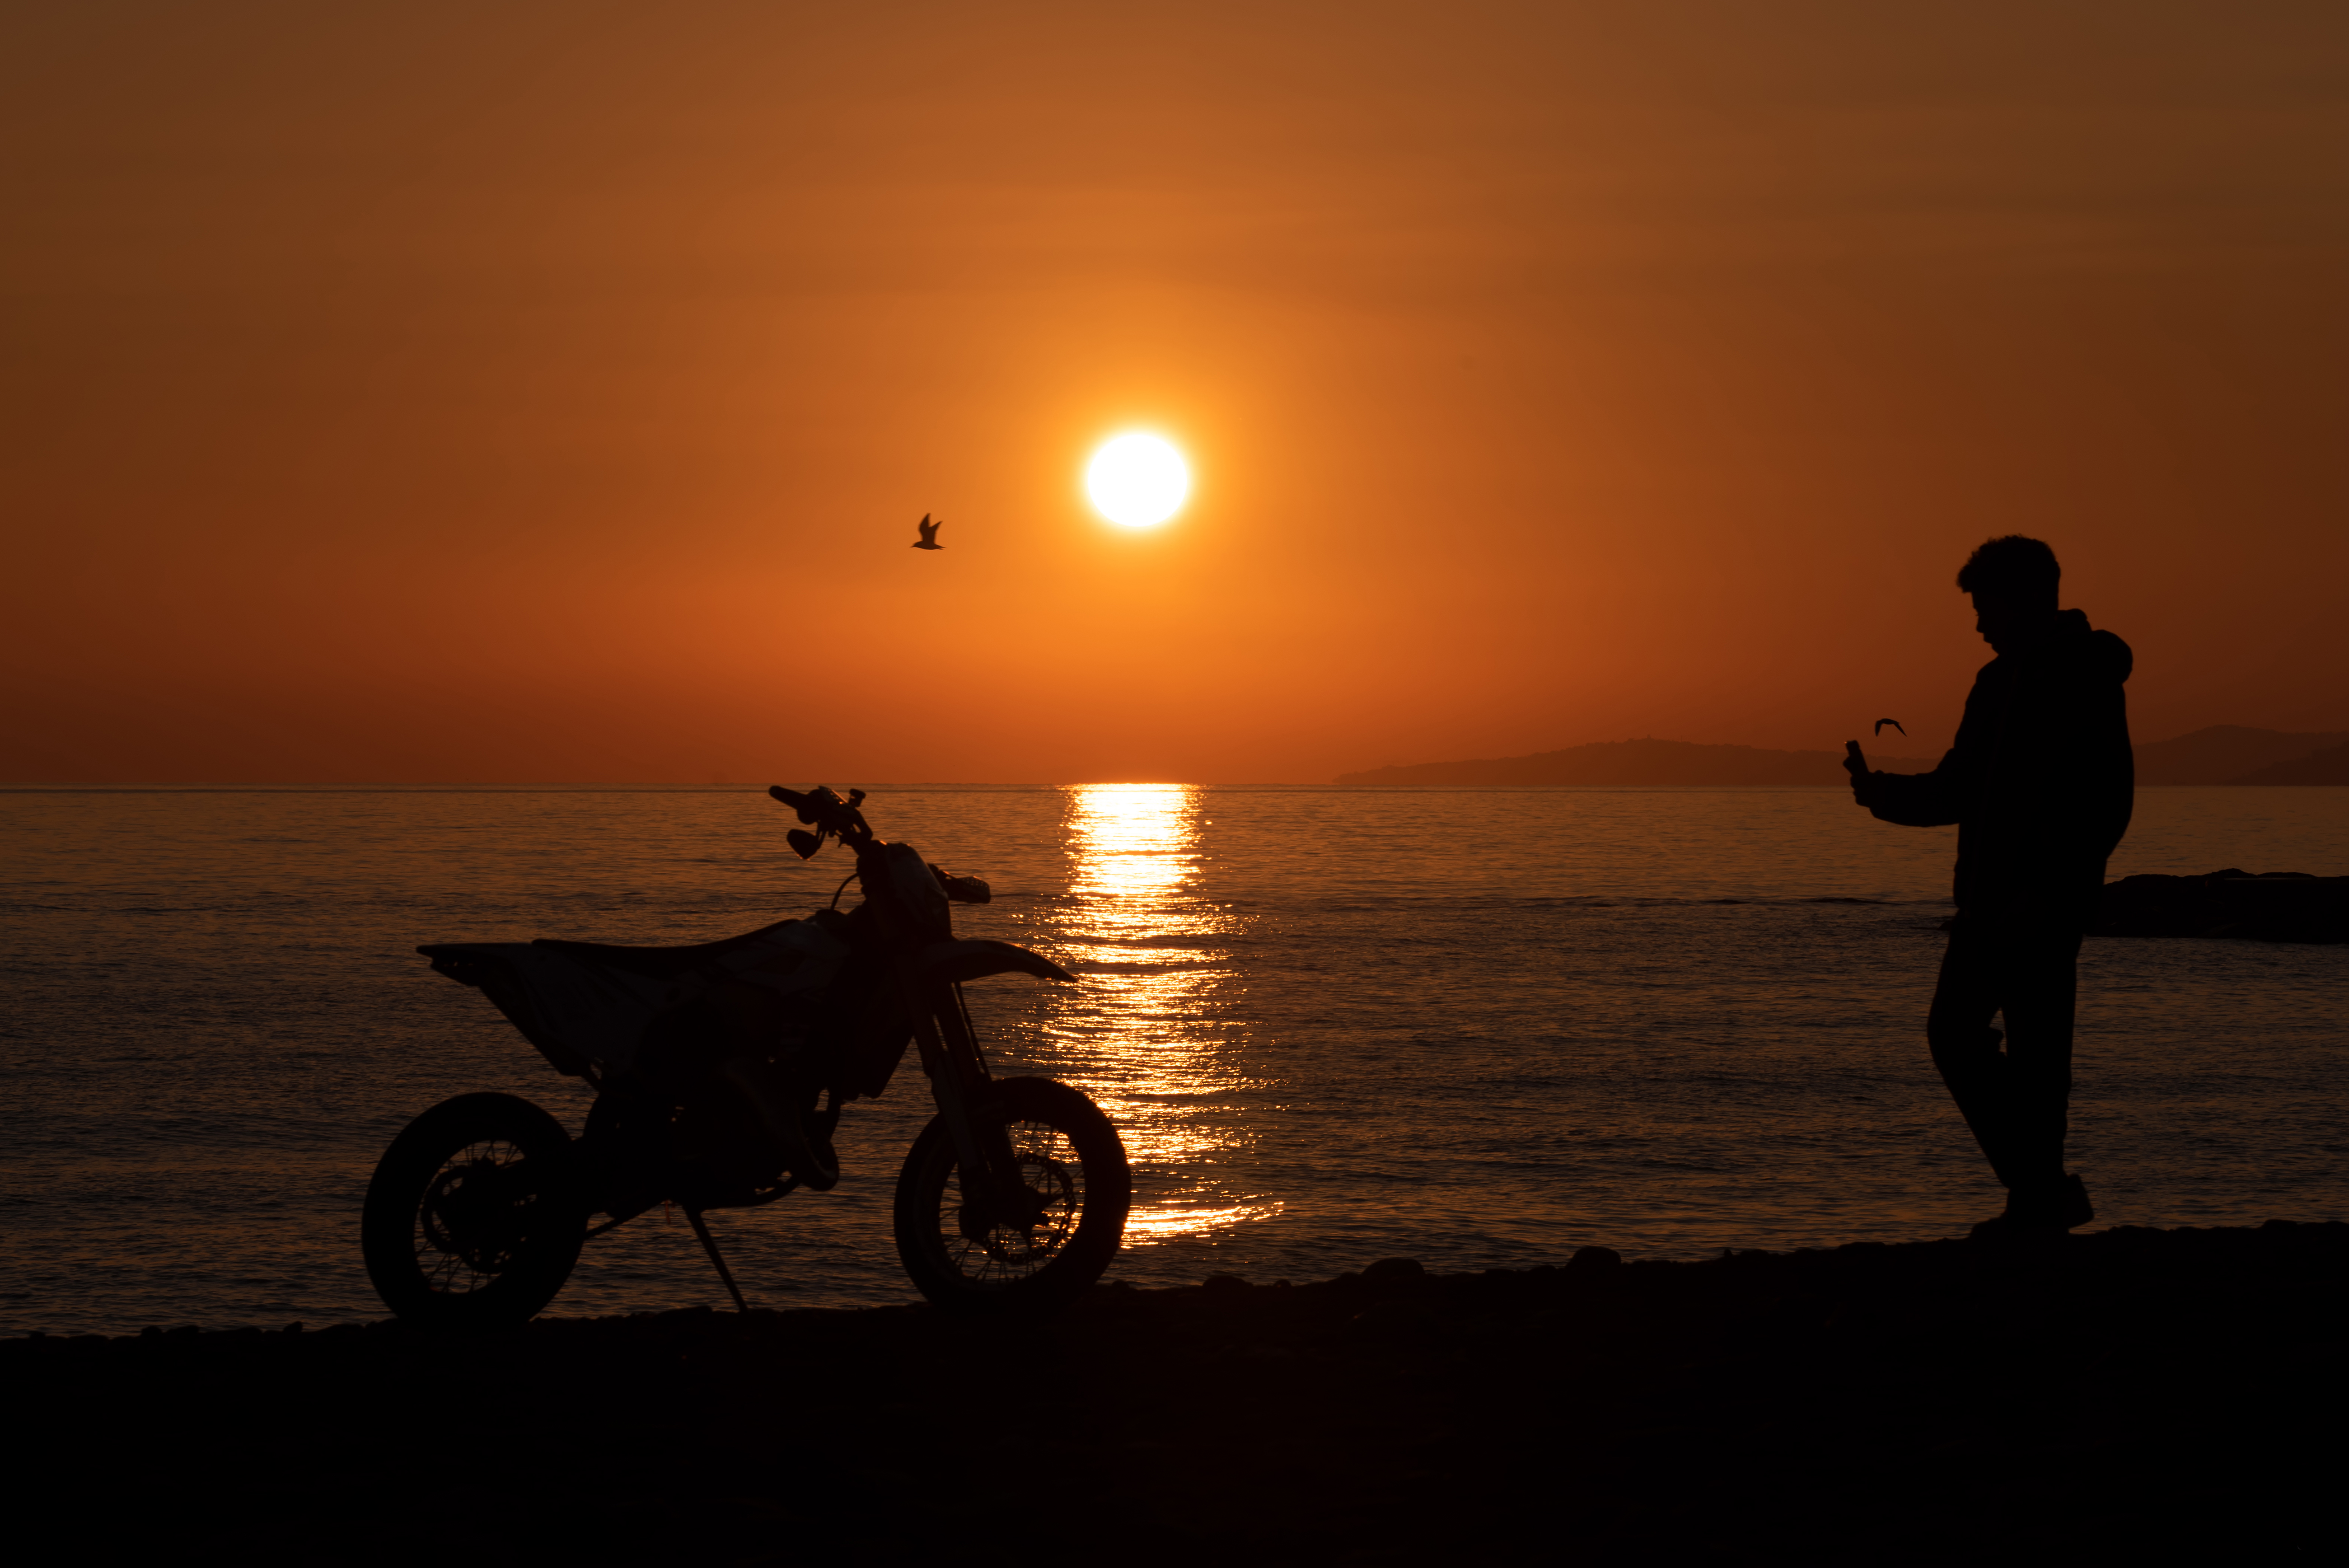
[{"x1": 14, "y1": 1223, "x2": 2343, "y2": 1564}]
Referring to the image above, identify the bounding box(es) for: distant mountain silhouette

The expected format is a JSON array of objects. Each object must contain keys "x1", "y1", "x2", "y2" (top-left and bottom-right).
[
  {"x1": 2230, "y1": 740, "x2": 2349, "y2": 785},
  {"x1": 1334, "y1": 737, "x2": 1938, "y2": 787},
  {"x1": 2134, "y1": 725, "x2": 2349, "y2": 784}
]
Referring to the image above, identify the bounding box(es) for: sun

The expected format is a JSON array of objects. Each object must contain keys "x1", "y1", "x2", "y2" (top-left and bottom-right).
[{"x1": 1086, "y1": 433, "x2": 1189, "y2": 528}]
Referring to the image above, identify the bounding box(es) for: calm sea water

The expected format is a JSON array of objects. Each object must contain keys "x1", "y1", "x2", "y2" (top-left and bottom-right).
[{"x1": 3, "y1": 785, "x2": 2344, "y2": 1335}]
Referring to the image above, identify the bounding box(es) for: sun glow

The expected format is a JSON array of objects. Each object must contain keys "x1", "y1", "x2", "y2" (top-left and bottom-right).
[{"x1": 1085, "y1": 434, "x2": 1189, "y2": 528}]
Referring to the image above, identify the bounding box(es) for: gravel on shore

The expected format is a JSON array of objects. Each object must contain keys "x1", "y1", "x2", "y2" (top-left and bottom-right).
[{"x1": 13, "y1": 1221, "x2": 2342, "y2": 1564}]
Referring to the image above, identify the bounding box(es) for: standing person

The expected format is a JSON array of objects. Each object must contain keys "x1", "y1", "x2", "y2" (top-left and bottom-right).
[{"x1": 1846, "y1": 536, "x2": 2133, "y2": 1236}]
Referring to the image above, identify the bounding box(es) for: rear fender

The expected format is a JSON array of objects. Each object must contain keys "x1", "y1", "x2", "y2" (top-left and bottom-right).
[
  {"x1": 916, "y1": 939, "x2": 1077, "y2": 986},
  {"x1": 417, "y1": 944, "x2": 596, "y2": 1078}
]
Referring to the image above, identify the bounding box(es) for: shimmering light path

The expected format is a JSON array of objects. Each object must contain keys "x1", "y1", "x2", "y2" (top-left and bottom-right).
[{"x1": 1024, "y1": 786, "x2": 1281, "y2": 1243}]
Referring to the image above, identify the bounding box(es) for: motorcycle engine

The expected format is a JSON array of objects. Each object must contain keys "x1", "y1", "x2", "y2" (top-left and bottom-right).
[{"x1": 672, "y1": 1062, "x2": 790, "y2": 1190}]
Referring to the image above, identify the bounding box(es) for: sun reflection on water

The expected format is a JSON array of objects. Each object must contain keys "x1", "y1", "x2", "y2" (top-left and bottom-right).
[{"x1": 1034, "y1": 785, "x2": 1278, "y2": 1245}]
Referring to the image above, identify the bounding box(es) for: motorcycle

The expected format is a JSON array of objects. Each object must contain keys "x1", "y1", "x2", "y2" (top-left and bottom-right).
[{"x1": 360, "y1": 785, "x2": 1131, "y2": 1325}]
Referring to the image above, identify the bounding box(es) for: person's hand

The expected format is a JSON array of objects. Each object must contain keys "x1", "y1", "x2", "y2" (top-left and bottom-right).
[{"x1": 1844, "y1": 741, "x2": 1885, "y2": 808}]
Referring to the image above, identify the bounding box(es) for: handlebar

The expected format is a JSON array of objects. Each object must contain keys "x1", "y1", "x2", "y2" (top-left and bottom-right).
[
  {"x1": 768, "y1": 784, "x2": 871, "y2": 858},
  {"x1": 769, "y1": 782, "x2": 865, "y2": 827},
  {"x1": 766, "y1": 784, "x2": 989, "y2": 903}
]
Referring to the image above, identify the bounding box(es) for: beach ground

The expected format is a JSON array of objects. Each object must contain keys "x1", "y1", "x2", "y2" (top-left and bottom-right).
[{"x1": 14, "y1": 1222, "x2": 2340, "y2": 1563}]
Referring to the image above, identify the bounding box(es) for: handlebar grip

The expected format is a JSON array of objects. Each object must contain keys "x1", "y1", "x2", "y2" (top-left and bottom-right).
[{"x1": 768, "y1": 784, "x2": 839, "y2": 825}]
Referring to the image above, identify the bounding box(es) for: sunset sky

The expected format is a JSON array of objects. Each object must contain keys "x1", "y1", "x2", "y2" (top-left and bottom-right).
[{"x1": 5, "y1": 1, "x2": 2344, "y2": 783}]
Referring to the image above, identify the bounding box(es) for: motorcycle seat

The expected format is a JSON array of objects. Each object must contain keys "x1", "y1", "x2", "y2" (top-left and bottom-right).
[{"x1": 533, "y1": 922, "x2": 798, "y2": 981}]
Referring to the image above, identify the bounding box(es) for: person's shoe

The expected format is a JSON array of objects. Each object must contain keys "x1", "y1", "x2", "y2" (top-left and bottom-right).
[
  {"x1": 1968, "y1": 1212, "x2": 2044, "y2": 1243},
  {"x1": 2052, "y1": 1172, "x2": 2094, "y2": 1230},
  {"x1": 1968, "y1": 1174, "x2": 2093, "y2": 1241}
]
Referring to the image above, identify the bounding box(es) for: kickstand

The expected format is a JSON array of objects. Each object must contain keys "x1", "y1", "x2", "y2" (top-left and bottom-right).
[{"x1": 683, "y1": 1208, "x2": 749, "y2": 1313}]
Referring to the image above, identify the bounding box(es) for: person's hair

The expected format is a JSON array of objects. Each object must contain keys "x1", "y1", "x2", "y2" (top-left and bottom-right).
[{"x1": 1956, "y1": 535, "x2": 2060, "y2": 603}]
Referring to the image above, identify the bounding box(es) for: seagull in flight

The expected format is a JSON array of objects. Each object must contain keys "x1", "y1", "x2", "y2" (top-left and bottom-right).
[
  {"x1": 1874, "y1": 718, "x2": 1906, "y2": 737},
  {"x1": 912, "y1": 514, "x2": 943, "y2": 551}
]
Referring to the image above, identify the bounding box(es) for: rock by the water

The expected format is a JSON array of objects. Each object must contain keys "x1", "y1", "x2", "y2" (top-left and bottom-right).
[
  {"x1": 2095, "y1": 871, "x2": 2346, "y2": 943},
  {"x1": 1359, "y1": 1256, "x2": 1428, "y2": 1290}
]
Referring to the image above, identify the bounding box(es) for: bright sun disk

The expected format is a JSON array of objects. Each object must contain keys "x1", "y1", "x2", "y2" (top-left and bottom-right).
[{"x1": 1086, "y1": 434, "x2": 1189, "y2": 528}]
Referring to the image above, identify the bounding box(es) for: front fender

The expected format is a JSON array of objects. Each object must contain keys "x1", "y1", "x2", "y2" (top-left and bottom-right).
[{"x1": 917, "y1": 939, "x2": 1077, "y2": 986}]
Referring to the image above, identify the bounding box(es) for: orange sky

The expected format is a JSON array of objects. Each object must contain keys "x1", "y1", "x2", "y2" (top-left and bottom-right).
[{"x1": 5, "y1": 1, "x2": 2344, "y2": 782}]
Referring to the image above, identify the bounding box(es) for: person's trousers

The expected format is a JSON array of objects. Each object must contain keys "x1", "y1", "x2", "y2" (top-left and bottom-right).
[{"x1": 1925, "y1": 901, "x2": 2093, "y2": 1192}]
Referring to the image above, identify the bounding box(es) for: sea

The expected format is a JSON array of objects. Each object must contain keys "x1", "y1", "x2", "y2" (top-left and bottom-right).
[{"x1": 3, "y1": 784, "x2": 2344, "y2": 1335}]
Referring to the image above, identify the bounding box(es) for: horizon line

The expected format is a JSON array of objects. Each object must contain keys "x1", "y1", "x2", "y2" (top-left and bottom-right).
[{"x1": 3, "y1": 780, "x2": 2322, "y2": 794}]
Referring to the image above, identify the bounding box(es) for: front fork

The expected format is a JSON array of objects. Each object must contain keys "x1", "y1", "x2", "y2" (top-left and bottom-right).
[{"x1": 903, "y1": 970, "x2": 1036, "y2": 1226}]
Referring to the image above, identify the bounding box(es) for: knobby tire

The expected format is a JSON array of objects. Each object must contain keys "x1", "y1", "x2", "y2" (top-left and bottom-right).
[
  {"x1": 892, "y1": 1075, "x2": 1131, "y2": 1317},
  {"x1": 361, "y1": 1091, "x2": 585, "y2": 1329}
]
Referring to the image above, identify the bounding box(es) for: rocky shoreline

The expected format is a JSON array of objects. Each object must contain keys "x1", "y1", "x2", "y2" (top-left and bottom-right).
[{"x1": 14, "y1": 1222, "x2": 2342, "y2": 1563}]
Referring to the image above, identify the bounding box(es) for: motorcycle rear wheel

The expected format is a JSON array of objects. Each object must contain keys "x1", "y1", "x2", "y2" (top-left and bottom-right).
[
  {"x1": 892, "y1": 1076, "x2": 1131, "y2": 1316},
  {"x1": 362, "y1": 1091, "x2": 585, "y2": 1329}
]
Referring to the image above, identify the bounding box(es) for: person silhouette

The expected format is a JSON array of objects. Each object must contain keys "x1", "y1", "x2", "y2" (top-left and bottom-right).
[{"x1": 1845, "y1": 536, "x2": 2133, "y2": 1237}]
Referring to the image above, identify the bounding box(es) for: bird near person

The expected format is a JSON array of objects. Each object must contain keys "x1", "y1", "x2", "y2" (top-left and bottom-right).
[
  {"x1": 1875, "y1": 718, "x2": 1907, "y2": 737},
  {"x1": 912, "y1": 515, "x2": 943, "y2": 550}
]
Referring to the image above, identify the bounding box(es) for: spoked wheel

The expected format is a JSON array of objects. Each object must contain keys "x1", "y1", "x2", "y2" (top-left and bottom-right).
[
  {"x1": 361, "y1": 1091, "x2": 585, "y2": 1329},
  {"x1": 893, "y1": 1076, "x2": 1131, "y2": 1316}
]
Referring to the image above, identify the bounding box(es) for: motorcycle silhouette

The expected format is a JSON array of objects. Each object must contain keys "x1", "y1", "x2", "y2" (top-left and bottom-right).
[{"x1": 361, "y1": 785, "x2": 1131, "y2": 1325}]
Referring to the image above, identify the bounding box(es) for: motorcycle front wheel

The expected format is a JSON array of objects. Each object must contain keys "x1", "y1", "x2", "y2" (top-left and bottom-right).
[
  {"x1": 893, "y1": 1076, "x2": 1131, "y2": 1316},
  {"x1": 361, "y1": 1091, "x2": 585, "y2": 1329}
]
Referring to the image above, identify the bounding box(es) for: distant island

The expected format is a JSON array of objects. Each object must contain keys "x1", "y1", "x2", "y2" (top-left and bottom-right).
[
  {"x1": 2138, "y1": 726, "x2": 2349, "y2": 784},
  {"x1": 1334, "y1": 725, "x2": 2349, "y2": 787},
  {"x1": 1334, "y1": 737, "x2": 1937, "y2": 787}
]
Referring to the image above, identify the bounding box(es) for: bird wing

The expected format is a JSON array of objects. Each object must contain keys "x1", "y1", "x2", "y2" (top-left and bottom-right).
[{"x1": 1873, "y1": 718, "x2": 1907, "y2": 736}]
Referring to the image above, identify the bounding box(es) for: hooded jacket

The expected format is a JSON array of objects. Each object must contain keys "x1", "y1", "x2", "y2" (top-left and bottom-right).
[{"x1": 1864, "y1": 608, "x2": 2134, "y2": 917}]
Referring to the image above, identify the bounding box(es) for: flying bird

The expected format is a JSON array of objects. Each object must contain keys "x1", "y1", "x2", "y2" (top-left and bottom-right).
[
  {"x1": 911, "y1": 514, "x2": 943, "y2": 551},
  {"x1": 1874, "y1": 718, "x2": 1906, "y2": 737}
]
